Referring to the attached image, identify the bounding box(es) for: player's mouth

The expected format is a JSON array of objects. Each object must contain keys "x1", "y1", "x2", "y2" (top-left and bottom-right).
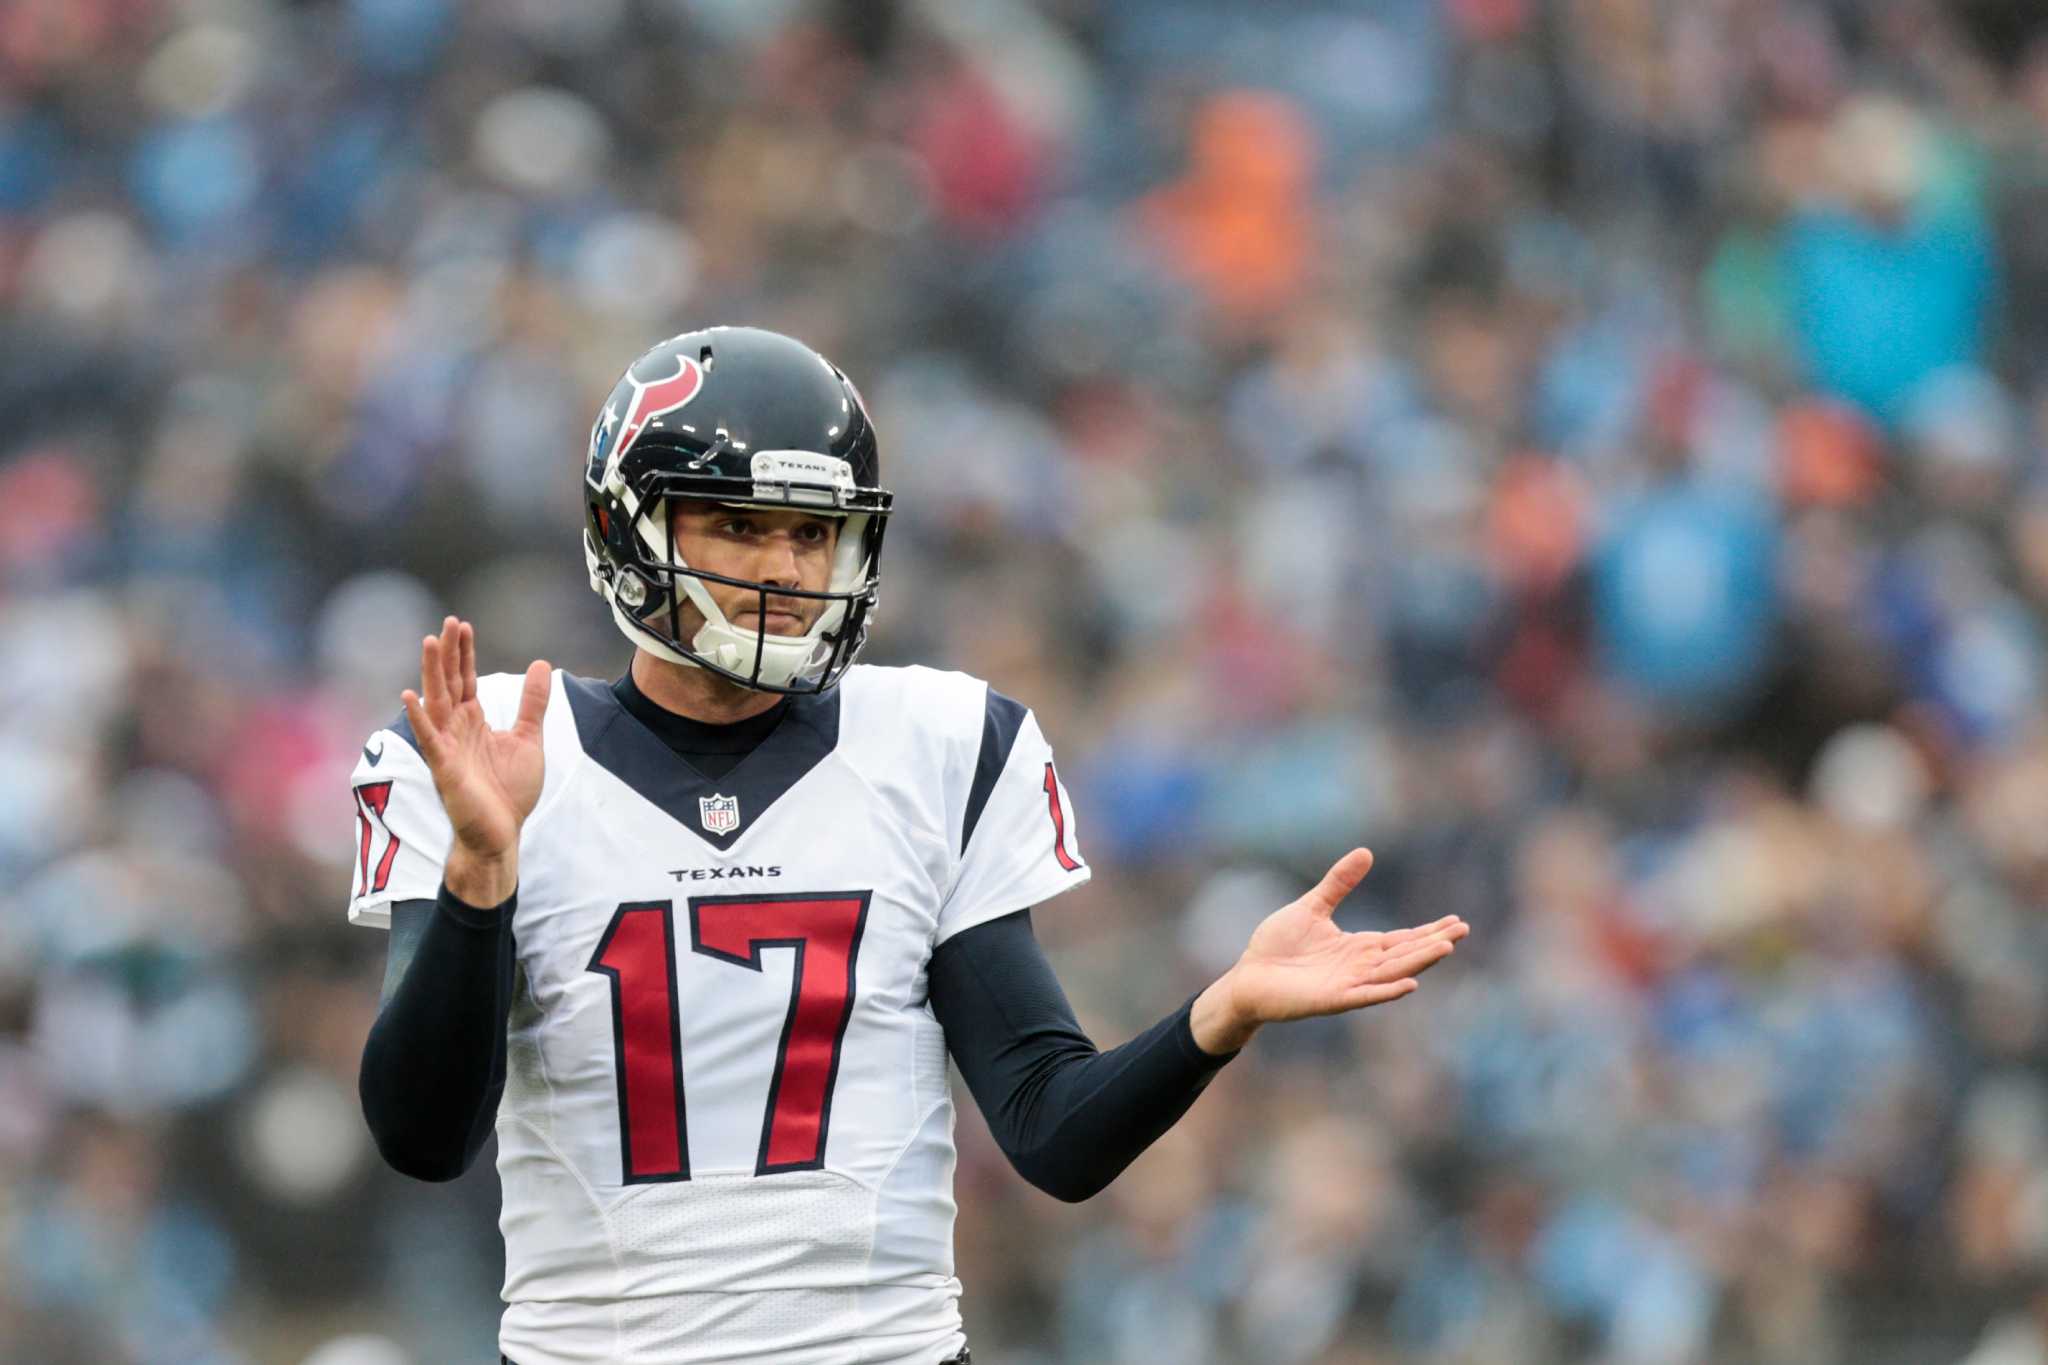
[{"x1": 738, "y1": 610, "x2": 807, "y2": 635}]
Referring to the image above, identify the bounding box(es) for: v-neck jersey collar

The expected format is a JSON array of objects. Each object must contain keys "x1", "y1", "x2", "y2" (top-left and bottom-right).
[{"x1": 562, "y1": 672, "x2": 842, "y2": 849}]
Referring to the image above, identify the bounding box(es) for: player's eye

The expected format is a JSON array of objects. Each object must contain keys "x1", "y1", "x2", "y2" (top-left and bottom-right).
[
  {"x1": 796, "y1": 522, "x2": 831, "y2": 545},
  {"x1": 718, "y1": 517, "x2": 755, "y2": 536}
]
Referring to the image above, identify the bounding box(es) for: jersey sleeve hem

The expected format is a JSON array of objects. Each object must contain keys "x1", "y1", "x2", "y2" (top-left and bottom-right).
[
  {"x1": 348, "y1": 899, "x2": 395, "y2": 931},
  {"x1": 933, "y1": 863, "x2": 1090, "y2": 947}
]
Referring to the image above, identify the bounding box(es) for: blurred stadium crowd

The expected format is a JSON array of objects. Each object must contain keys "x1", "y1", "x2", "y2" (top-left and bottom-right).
[{"x1": 4, "y1": 0, "x2": 2048, "y2": 1362}]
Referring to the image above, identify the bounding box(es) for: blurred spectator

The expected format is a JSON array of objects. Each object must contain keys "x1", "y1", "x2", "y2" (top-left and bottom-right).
[{"x1": 1782, "y1": 94, "x2": 1998, "y2": 426}]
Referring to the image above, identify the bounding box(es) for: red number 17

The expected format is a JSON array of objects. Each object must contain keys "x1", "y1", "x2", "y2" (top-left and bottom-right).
[{"x1": 587, "y1": 892, "x2": 871, "y2": 1183}]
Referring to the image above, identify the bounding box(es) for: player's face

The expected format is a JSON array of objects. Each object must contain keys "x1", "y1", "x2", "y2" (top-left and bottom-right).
[{"x1": 667, "y1": 499, "x2": 841, "y2": 638}]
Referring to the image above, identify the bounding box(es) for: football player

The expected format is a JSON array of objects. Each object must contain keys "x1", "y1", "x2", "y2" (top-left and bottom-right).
[{"x1": 352, "y1": 326, "x2": 1468, "y2": 1365}]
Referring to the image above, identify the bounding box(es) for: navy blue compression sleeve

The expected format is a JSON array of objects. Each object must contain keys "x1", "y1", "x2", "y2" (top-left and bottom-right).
[
  {"x1": 358, "y1": 884, "x2": 516, "y2": 1182},
  {"x1": 927, "y1": 909, "x2": 1237, "y2": 1203}
]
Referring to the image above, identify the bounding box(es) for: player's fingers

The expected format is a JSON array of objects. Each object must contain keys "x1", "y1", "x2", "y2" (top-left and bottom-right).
[
  {"x1": 1405, "y1": 920, "x2": 1470, "y2": 951},
  {"x1": 1395, "y1": 920, "x2": 1469, "y2": 950},
  {"x1": 420, "y1": 634, "x2": 446, "y2": 714},
  {"x1": 1303, "y1": 847, "x2": 1375, "y2": 918},
  {"x1": 1371, "y1": 915, "x2": 1464, "y2": 948},
  {"x1": 1362, "y1": 935, "x2": 1457, "y2": 983},
  {"x1": 459, "y1": 620, "x2": 477, "y2": 704},
  {"x1": 400, "y1": 689, "x2": 441, "y2": 760},
  {"x1": 1402, "y1": 939, "x2": 1460, "y2": 978},
  {"x1": 512, "y1": 660, "x2": 551, "y2": 740},
  {"x1": 1352, "y1": 931, "x2": 1452, "y2": 980},
  {"x1": 440, "y1": 616, "x2": 463, "y2": 704},
  {"x1": 1344, "y1": 978, "x2": 1420, "y2": 1009}
]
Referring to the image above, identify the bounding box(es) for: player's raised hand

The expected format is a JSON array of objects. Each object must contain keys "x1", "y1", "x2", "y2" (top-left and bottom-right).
[
  {"x1": 400, "y1": 616, "x2": 550, "y2": 902},
  {"x1": 1190, "y1": 848, "x2": 1468, "y2": 1054}
]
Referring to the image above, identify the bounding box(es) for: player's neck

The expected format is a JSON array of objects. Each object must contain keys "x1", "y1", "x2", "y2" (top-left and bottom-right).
[{"x1": 631, "y1": 650, "x2": 786, "y2": 725}]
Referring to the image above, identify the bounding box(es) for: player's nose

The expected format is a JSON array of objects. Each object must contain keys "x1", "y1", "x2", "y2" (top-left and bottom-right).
[{"x1": 751, "y1": 530, "x2": 805, "y2": 589}]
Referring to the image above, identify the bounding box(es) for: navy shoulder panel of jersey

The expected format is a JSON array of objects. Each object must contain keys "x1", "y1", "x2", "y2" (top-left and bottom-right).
[
  {"x1": 559, "y1": 672, "x2": 841, "y2": 849},
  {"x1": 360, "y1": 704, "x2": 420, "y2": 768},
  {"x1": 962, "y1": 688, "x2": 1028, "y2": 854}
]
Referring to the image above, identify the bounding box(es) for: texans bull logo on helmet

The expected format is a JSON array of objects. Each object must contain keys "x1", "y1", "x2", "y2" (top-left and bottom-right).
[{"x1": 588, "y1": 351, "x2": 706, "y2": 486}]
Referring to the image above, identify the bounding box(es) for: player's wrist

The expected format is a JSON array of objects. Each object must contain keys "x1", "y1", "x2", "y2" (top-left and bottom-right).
[
  {"x1": 1189, "y1": 968, "x2": 1260, "y2": 1056},
  {"x1": 444, "y1": 842, "x2": 518, "y2": 909}
]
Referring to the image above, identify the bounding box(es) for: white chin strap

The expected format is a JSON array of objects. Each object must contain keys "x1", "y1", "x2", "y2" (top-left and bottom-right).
[{"x1": 614, "y1": 585, "x2": 846, "y2": 689}]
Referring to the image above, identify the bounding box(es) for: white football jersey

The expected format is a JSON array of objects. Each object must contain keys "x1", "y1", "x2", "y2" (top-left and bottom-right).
[{"x1": 346, "y1": 664, "x2": 1089, "y2": 1365}]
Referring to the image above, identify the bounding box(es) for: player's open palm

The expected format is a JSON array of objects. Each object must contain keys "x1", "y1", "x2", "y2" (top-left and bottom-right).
[
  {"x1": 1229, "y1": 849, "x2": 1468, "y2": 1023},
  {"x1": 401, "y1": 616, "x2": 552, "y2": 861}
]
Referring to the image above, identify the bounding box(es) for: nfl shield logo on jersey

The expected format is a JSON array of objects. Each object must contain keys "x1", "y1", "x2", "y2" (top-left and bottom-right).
[{"x1": 699, "y1": 793, "x2": 741, "y2": 836}]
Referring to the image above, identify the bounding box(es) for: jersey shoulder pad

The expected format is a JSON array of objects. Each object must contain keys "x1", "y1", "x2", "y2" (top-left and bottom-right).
[
  {"x1": 838, "y1": 667, "x2": 1091, "y2": 944},
  {"x1": 838, "y1": 663, "x2": 990, "y2": 753},
  {"x1": 833, "y1": 665, "x2": 986, "y2": 855}
]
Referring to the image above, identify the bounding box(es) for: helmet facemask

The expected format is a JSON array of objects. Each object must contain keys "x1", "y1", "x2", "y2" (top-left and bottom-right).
[{"x1": 585, "y1": 451, "x2": 891, "y2": 695}]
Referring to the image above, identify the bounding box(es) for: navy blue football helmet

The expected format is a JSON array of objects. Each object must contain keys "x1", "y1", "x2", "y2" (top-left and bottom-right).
[{"x1": 583, "y1": 327, "x2": 892, "y2": 693}]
